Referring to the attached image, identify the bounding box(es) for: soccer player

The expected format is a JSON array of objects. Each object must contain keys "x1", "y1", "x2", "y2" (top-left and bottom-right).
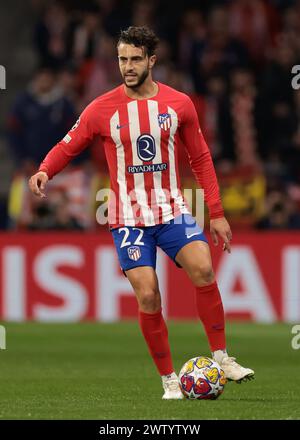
[{"x1": 29, "y1": 26, "x2": 254, "y2": 399}]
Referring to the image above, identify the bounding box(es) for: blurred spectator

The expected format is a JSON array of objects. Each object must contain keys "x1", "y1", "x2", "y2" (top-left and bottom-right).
[
  {"x1": 228, "y1": 0, "x2": 279, "y2": 65},
  {"x1": 191, "y1": 6, "x2": 250, "y2": 94},
  {"x1": 34, "y1": 2, "x2": 69, "y2": 69},
  {"x1": 152, "y1": 39, "x2": 173, "y2": 84},
  {"x1": 153, "y1": 38, "x2": 195, "y2": 93},
  {"x1": 216, "y1": 164, "x2": 266, "y2": 229},
  {"x1": 178, "y1": 9, "x2": 206, "y2": 71},
  {"x1": 256, "y1": 191, "x2": 300, "y2": 229},
  {"x1": 57, "y1": 65, "x2": 81, "y2": 111},
  {"x1": 69, "y1": 3, "x2": 103, "y2": 66},
  {"x1": 281, "y1": 4, "x2": 300, "y2": 56},
  {"x1": 189, "y1": 74, "x2": 226, "y2": 161},
  {"x1": 98, "y1": 0, "x2": 131, "y2": 37},
  {"x1": 286, "y1": 90, "x2": 300, "y2": 185},
  {"x1": 131, "y1": 0, "x2": 157, "y2": 30},
  {"x1": 259, "y1": 33, "x2": 299, "y2": 158},
  {"x1": 79, "y1": 33, "x2": 120, "y2": 107},
  {"x1": 28, "y1": 191, "x2": 83, "y2": 231},
  {"x1": 7, "y1": 67, "x2": 77, "y2": 170},
  {"x1": 8, "y1": 168, "x2": 98, "y2": 230},
  {"x1": 218, "y1": 67, "x2": 261, "y2": 165}
]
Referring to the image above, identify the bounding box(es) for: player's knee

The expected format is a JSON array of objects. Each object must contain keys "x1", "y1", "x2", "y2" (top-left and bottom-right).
[
  {"x1": 191, "y1": 264, "x2": 215, "y2": 286},
  {"x1": 136, "y1": 287, "x2": 161, "y2": 313}
]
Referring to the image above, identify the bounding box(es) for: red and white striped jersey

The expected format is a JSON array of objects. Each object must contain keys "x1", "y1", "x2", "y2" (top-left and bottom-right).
[{"x1": 39, "y1": 82, "x2": 224, "y2": 228}]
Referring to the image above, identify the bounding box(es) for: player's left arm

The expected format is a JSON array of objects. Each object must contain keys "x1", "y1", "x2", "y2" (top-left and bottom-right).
[{"x1": 179, "y1": 95, "x2": 232, "y2": 253}]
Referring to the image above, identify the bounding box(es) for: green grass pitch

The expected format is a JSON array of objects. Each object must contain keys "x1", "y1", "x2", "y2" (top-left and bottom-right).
[{"x1": 0, "y1": 321, "x2": 299, "y2": 420}]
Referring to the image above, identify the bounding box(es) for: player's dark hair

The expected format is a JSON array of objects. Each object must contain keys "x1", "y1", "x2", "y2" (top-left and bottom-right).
[{"x1": 117, "y1": 26, "x2": 159, "y2": 57}]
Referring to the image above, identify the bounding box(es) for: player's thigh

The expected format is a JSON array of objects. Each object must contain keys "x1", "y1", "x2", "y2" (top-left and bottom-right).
[
  {"x1": 125, "y1": 265, "x2": 160, "y2": 294},
  {"x1": 175, "y1": 240, "x2": 215, "y2": 285},
  {"x1": 156, "y1": 213, "x2": 208, "y2": 268},
  {"x1": 125, "y1": 266, "x2": 161, "y2": 311},
  {"x1": 111, "y1": 225, "x2": 156, "y2": 272}
]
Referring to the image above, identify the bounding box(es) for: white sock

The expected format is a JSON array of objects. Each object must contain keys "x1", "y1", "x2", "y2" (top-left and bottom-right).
[
  {"x1": 212, "y1": 349, "x2": 228, "y2": 364},
  {"x1": 161, "y1": 371, "x2": 177, "y2": 381}
]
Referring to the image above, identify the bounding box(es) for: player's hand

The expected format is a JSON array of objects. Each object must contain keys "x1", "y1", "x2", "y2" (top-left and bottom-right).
[
  {"x1": 28, "y1": 171, "x2": 49, "y2": 198},
  {"x1": 210, "y1": 217, "x2": 232, "y2": 253}
]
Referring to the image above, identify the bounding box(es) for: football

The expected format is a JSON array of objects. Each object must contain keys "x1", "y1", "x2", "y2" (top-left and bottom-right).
[{"x1": 179, "y1": 356, "x2": 227, "y2": 400}]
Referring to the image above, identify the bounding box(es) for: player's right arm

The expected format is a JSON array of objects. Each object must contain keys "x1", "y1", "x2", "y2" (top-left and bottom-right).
[{"x1": 28, "y1": 101, "x2": 101, "y2": 197}]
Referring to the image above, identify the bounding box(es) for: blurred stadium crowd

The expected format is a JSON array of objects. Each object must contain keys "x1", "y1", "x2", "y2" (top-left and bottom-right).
[{"x1": 3, "y1": 0, "x2": 300, "y2": 231}]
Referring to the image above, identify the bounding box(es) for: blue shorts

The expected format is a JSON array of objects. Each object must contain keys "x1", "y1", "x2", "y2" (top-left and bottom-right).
[{"x1": 111, "y1": 214, "x2": 207, "y2": 274}]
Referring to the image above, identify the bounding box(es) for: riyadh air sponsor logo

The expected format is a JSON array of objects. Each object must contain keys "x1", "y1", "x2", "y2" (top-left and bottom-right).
[
  {"x1": 137, "y1": 133, "x2": 156, "y2": 161},
  {"x1": 127, "y1": 163, "x2": 168, "y2": 173}
]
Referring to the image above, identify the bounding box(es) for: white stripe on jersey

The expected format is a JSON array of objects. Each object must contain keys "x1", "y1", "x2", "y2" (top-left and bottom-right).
[
  {"x1": 147, "y1": 100, "x2": 174, "y2": 223},
  {"x1": 167, "y1": 106, "x2": 190, "y2": 215},
  {"x1": 128, "y1": 101, "x2": 155, "y2": 226},
  {"x1": 110, "y1": 110, "x2": 135, "y2": 226}
]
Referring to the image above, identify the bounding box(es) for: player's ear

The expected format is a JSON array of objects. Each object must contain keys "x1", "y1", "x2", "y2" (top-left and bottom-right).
[{"x1": 149, "y1": 54, "x2": 156, "y2": 69}]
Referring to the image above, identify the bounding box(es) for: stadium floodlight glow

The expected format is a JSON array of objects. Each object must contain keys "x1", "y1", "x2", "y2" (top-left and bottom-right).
[{"x1": 0, "y1": 65, "x2": 6, "y2": 90}]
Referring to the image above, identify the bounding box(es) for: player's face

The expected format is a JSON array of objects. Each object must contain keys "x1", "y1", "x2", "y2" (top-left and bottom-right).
[{"x1": 118, "y1": 43, "x2": 156, "y2": 88}]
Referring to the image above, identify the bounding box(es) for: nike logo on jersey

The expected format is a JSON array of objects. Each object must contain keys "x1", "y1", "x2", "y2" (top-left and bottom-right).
[
  {"x1": 186, "y1": 232, "x2": 202, "y2": 239},
  {"x1": 116, "y1": 123, "x2": 130, "y2": 130}
]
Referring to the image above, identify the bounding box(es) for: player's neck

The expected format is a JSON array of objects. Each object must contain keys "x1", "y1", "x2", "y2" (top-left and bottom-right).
[{"x1": 124, "y1": 78, "x2": 158, "y2": 100}]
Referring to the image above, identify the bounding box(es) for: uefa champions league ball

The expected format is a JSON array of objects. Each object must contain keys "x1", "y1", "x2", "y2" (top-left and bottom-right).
[{"x1": 179, "y1": 356, "x2": 227, "y2": 400}]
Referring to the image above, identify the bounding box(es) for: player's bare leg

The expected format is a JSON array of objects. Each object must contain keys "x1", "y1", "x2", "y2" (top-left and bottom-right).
[
  {"x1": 125, "y1": 266, "x2": 161, "y2": 313},
  {"x1": 176, "y1": 241, "x2": 255, "y2": 383},
  {"x1": 125, "y1": 266, "x2": 184, "y2": 399}
]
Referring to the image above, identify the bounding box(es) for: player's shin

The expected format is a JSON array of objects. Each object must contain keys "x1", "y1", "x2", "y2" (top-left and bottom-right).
[
  {"x1": 138, "y1": 308, "x2": 174, "y2": 376},
  {"x1": 195, "y1": 281, "x2": 227, "y2": 354}
]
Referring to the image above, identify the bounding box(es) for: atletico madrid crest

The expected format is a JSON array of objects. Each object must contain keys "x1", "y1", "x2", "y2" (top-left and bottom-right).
[
  {"x1": 128, "y1": 246, "x2": 141, "y2": 261},
  {"x1": 158, "y1": 113, "x2": 172, "y2": 131}
]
